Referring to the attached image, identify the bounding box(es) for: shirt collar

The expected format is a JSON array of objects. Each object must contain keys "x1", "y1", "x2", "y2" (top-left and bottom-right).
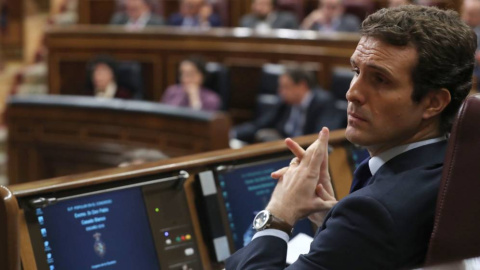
[
  {"x1": 127, "y1": 11, "x2": 151, "y2": 28},
  {"x1": 368, "y1": 136, "x2": 447, "y2": 176}
]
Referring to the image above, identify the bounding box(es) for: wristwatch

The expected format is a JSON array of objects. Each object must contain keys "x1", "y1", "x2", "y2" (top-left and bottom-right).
[{"x1": 252, "y1": 210, "x2": 293, "y2": 236}]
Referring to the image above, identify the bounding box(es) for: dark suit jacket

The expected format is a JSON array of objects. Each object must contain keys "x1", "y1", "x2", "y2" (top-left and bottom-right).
[
  {"x1": 167, "y1": 12, "x2": 221, "y2": 27},
  {"x1": 240, "y1": 11, "x2": 299, "y2": 29},
  {"x1": 234, "y1": 89, "x2": 346, "y2": 142},
  {"x1": 226, "y1": 141, "x2": 447, "y2": 269},
  {"x1": 311, "y1": 14, "x2": 360, "y2": 32},
  {"x1": 109, "y1": 12, "x2": 165, "y2": 26}
]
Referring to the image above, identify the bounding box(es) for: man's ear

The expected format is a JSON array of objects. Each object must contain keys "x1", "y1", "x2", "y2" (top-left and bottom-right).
[{"x1": 422, "y1": 88, "x2": 451, "y2": 120}]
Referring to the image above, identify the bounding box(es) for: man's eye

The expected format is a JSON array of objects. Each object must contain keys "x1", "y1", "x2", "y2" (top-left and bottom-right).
[{"x1": 375, "y1": 75, "x2": 386, "y2": 84}]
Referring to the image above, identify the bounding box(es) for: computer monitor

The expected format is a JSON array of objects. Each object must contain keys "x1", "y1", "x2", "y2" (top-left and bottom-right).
[
  {"x1": 217, "y1": 157, "x2": 314, "y2": 250},
  {"x1": 197, "y1": 155, "x2": 315, "y2": 260},
  {"x1": 25, "y1": 173, "x2": 202, "y2": 270}
]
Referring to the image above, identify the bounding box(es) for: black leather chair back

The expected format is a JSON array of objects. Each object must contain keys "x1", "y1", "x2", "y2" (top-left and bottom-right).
[
  {"x1": 331, "y1": 67, "x2": 354, "y2": 101},
  {"x1": 117, "y1": 61, "x2": 144, "y2": 100},
  {"x1": 204, "y1": 62, "x2": 230, "y2": 110},
  {"x1": 259, "y1": 64, "x2": 285, "y2": 95},
  {"x1": 426, "y1": 94, "x2": 480, "y2": 265}
]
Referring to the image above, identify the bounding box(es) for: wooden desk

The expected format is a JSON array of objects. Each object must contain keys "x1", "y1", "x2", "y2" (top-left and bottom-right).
[
  {"x1": 45, "y1": 25, "x2": 360, "y2": 122},
  {"x1": 7, "y1": 95, "x2": 231, "y2": 184},
  {"x1": 5, "y1": 129, "x2": 353, "y2": 270}
]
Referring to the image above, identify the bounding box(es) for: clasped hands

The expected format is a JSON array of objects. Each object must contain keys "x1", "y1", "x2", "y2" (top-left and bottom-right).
[{"x1": 266, "y1": 127, "x2": 338, "y2": 227}]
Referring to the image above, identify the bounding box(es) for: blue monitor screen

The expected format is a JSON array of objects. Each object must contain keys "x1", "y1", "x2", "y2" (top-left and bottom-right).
[
  {"x1": 217, "y1": 157, "x2": 314, "y2": 250},
  {"x1": 34, "y1": 187, "x2": 160, "y2": 270}
]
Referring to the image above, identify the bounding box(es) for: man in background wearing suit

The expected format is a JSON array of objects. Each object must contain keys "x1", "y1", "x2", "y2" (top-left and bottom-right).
[
  {"x1": 227, "y1": 5, "x2": 476, "y2": 269},
  {"x1": 168, "y1": 0, "x2": 221, "y2": 27},
  {"x1": 110, "y1": 0, "x2": 164, "y2": 30},
  {"x1": 233, "y1": 66, "x2": 346, "y2": 143},
  {"x1": 301, "y1": 0, "x2": 360, "y2": 32},
  {"x1": 240, "y1": 0, "x2": 299, "y2": 30}
]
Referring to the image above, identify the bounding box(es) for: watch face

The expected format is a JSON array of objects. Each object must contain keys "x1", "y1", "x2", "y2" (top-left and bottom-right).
[{"x1": 253, "y1": 210, "x2": 270, "y2": 230}]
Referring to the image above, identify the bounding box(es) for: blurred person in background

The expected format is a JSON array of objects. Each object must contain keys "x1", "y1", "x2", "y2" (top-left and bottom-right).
[
  {"x1": 161, "y1": 56, "x2": 221, "y2": 111},
  {"x1": 233, "y1": 66, "x2": 346, "y2": 143},
  {"x1": 168, "y1": 0, "x2": 221, "y2": 27},
  {"x1": 110, "y1": 0, "x2": 164, "y2": 30},
  {"x1": 86, "y1": 55, "x2": 134, "y2": 99},
  {"x1": 118, "y1": 148, "x2": 169, "y2": 167},
  {"x1": 240, "y1": 0, "x2": 299, "y2": 30},
  {"x1": 301, "y1": 0, "x2": 360, "y2": 32}
]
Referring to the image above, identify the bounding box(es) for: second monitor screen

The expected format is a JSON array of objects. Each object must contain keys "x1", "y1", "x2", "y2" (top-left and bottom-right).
[{"x1": 217, "y1": 157, "x2": 314, "y2": 250}]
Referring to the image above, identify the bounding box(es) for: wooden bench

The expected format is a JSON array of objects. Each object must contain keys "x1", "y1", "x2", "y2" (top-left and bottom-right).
[{"x1": 6, "y1": 95, "x2": 231, "y2": 184}]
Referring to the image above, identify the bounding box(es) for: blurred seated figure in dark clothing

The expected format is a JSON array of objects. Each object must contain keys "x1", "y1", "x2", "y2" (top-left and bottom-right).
[
  {"x1": 86, "y1": 55, "x2": 134, "y2": 99},
  {"x1": 301, "y1": 0, "x2": 360, "y2": 32},
  {"x1": 161, "y1": 56, "x2": 221, "y2": 111},
  {"x1": 110, "y1": 0, "x2": 164, "y2": 30},
  {"x1": 168, "y1": 0, "x2": 221, "y2": 27},
  {"x1": 233, "y1": 66, "x2": 347, "y2": 143},
  {"x1": 239, "y1": 0, "x2": 299, "y2": 30}
]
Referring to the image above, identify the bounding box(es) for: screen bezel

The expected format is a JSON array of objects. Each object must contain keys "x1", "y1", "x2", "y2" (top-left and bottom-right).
[
  {"x1": 22, "y1": 171, "x2": 192, "y2": 270},
  {"x1": 209, "y1": 153, "x2": 318, "y2": 252}
]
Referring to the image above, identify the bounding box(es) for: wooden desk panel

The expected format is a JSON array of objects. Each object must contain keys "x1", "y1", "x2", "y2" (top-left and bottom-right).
[
  {"x1": 46, "y1": 25, "x2": 360, "y2": 122},
  {"x1": 7, "y1": 95, "x2": 231, "y2": 184}
]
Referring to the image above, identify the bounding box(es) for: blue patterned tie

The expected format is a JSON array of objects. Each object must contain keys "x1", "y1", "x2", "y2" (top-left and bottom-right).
[{"x1": 349, "y1": 158, "x2": 372, "y2": 193}]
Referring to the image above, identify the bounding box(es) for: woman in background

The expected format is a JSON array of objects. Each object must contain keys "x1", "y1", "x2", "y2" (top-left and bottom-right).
[
  {"x1": 86, "y1": 55, "x2": 133, "y2": 99},
  {"x1": 161, "y1": 56, "x2": 220, "y2": 111}
]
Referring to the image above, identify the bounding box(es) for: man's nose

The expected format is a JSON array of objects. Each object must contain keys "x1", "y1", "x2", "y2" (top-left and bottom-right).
[{"x1": 345, "y1": 76, "x2": 366, "y2": 105}]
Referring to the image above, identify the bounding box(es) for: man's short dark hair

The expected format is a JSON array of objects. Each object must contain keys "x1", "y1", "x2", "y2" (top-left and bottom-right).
[
  {"x1": 284, "y1": 66, "x2": 317, "y2": 89},
  {"x1": 361, "y1": 5, "x2": 477, "y2": 132}
]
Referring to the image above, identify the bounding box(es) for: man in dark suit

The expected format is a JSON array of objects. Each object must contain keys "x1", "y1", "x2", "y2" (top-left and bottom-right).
[
  {"x1": 227, "y1": 5, "x2": 476, "y2": 269},
  {"x1": 239, "y1": 0, "x2": 299, "y2": 30},
  {"x1": 168, "y1": 0, "x2": 221, "y2": 27},
  {"x1": 110, "y1": 0, "x2": 164, "y2": 29},
  {"x1": 233, "y1": 67, "x2": 346, "y2": 143},
  {"x1": 301, "y1": 0, "x2": 360, "y2": 32}
]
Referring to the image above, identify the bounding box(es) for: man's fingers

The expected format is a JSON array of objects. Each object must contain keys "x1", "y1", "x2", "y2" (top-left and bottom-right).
[
  {"x1": 312, "y1": 185, "x2": 337, "y2": 211},
  {"x1": 315, "y1": 184, "x2": 336, "y2": 201},
  {"x1": 271, "y1": 167, "x2": 288, "y2": 179},
  {"x1": 285, "y1": 138, "x2": 306, "y2": 159},
  {"x1": 305, "y1": 127, "x2": 329, "y2": 170}
]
